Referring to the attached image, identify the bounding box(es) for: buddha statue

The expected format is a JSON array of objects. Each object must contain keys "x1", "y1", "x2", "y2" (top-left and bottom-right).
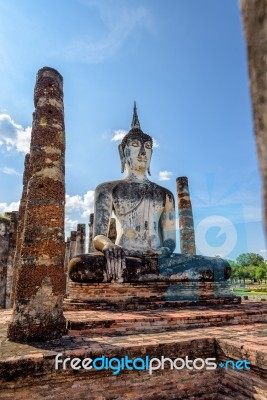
[{"x1": 68, "y1": 104, "x2": 231, "y2": 285}]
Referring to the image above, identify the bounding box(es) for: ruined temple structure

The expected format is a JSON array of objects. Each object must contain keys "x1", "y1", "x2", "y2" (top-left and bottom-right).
[
  {"x1": 241, "y1": 0, "x2": 267, "y2": 235},
  {"x1": 176, "y1": 176, "x2": 196, "y2": 255},
  {"x1": 10, "y1": 153, "x2": 31, "y2": 308},
  {"x1": 65, "y1": 104, "x2": 237, "y2": 310},
  {"x1": 88, "y1": 213, "x2": 95, "y2": 252},
  {"x1": 7, "y1": 67, "x2": 66, "y2": 341},
  {"x1": 0, "y1": 67, "x2": 267, "y2": 399},
  {"x1": 0, "y1": 212, "x2": 19, "y2": 309}
]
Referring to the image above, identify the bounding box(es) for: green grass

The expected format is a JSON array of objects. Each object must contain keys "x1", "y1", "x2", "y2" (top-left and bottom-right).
[{"x1": 233, "y1": 287, "x2": 267, "y2": 295}]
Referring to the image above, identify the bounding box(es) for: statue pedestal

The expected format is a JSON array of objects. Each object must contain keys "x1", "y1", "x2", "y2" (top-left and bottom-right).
[{"x1": 64, "y1": 281, "x2": 240, "y2": 311}]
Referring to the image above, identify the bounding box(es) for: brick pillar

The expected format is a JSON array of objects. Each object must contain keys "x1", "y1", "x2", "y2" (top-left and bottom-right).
[
  {"x1": 69, "y1": 231, "x2": 77, "y2": 259},
  {"x1": 240, "y1": 0, "x2": 267, "y2": 233},
  {"x1": 64, "y1": 237, "x2": 70, "y2": 271},
  {"x1": 0, "y1": 218, "x2": 10, "y2": 308},
  {"x1": 75, "y1": 224, "x2": 86, "y2": 255},
  {"x1": 10, "y1": 153, "x2": 31, "y2": 307},
  {"x1": 176, "y1": 177, "x2": 196, "y2": 255},
  {"x1": 5, "y1": 211, "x2": 19, "y2": 308},
  {"x1": 64, "y1": 237, "x2": 70, "y2": 294},
  {"x1": 8, "y1": 67, "x2": 66, "y2": 341},
  {"x1": 88, "y1": 213, "x2": 95, "y2": 252}
]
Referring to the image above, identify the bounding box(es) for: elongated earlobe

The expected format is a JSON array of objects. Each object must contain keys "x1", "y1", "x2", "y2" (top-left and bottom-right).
[
  {"x1": 147, "y1": 149, "x2": 152, "y2": 176},
  {"x1": 118, "y1": 144, "x2": 125, "y2": 173}
]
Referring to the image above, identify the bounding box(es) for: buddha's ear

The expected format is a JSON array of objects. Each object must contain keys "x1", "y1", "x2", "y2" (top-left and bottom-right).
[
  {"x1": 147, "y1": 148, "x2": 153, "y2": 176},
  {"x1": 118, "y1": 144, "x2": 125, "y2": 173}
]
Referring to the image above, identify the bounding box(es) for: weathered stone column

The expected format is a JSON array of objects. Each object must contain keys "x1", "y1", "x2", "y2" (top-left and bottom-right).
[
  {"x1": 10, "y1": 153, "x2": 31, "y2": 307},
  {"x1": 88, "y1": 213, "x2": 95, "y2": 252},
  {"x1": 64, "y1": 237, "x2": 70, "y2": 295},
  {"x1": 64, "y1": 237, "x2": 70, "y2": 270},
  {"x1": 75, "y1": 224, "x2": 86, "y2": 255},
  {"x1": 69, "y1": 231, "x2": 77, "y2": 259},
  {"x1": 108, "y1": 218, "x2": 117, "y2": 244},
  {"x1": 176, "y1": 177, "x2": 196, "y2": 255},
  {"x1": 240, "y1": 0, "x2": 267, "y2": 234},
  {"x1": 0, "y1": 217, "x2": 10, "y2": 308},
  {"x1": 8, "y1": 67, "x2": 66, "y2": 341},
  {"x1": 5, "y1": 211, "x2": 19, "y2": 308}
]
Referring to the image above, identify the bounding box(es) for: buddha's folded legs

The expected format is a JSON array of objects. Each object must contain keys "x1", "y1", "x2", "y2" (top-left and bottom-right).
[{"x1": 68, "y1": 252, "x2": 231, "y2": 283}]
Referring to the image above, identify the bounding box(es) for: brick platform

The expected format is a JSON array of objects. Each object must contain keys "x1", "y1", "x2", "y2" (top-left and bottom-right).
[
  {"x1": 65, "y1": 281, "x2": 240, "y2": 311},
  {"x1": 0, "y1": 303, "x2": 267, "y2": 399},
  {"x1": 66, "y1": 302, "x2": 267, "y2": 337}
]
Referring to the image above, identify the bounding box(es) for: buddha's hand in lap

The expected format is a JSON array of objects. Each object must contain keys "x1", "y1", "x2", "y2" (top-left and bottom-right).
[{"x1": 102, "y1": 243, "x2": 126, "y2": 283}]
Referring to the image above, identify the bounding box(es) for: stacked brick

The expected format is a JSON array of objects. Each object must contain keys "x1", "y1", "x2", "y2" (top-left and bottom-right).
[
  {"x1": 64, "y1": 237, "x2": 70, "y2": 291},
  {"x1": 0, "y1": 217, "x2": 11, "y2": 308},
  {"x1": 8, "y1": 67, "x2": 66, "y2": 341},
  {"x1": 88, "y1": 213, "x2": 95, "y2": 252},
  {"x1": 176, "y1": 176, "x2": 196, "y2": 255},
  {"x1": 69, "y1": 231, "x2": 77, "y2": 259},
  {"x1": 10, "y1": 154, "x2": 31, "y2": 307},
  {"x1": 75, "y1": 224, "x2": 86, "y2": 255},
  {"x1": 64, "y1": 225, "x2": 86, "y2": 295},
  {"x1": 4, "y1": 212, "x2": 19, "y2": 308},
  {"x1": 0, "y1": 212, "x2": 19, "y2": 309},
  {"x1": 64, "y1": 225, "x2": 86, "y2": 275},
  {"x1": 240, "y1": 0, "x2": 267, "y2": 233}
]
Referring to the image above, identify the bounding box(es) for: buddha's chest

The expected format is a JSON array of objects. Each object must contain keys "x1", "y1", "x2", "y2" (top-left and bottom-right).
[{"x1": 112, "y1": 183, "x2": 165, "y2": 221}]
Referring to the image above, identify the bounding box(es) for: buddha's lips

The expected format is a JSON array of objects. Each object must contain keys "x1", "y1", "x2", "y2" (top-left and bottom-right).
[{"x1": 138, "y1": 157, "x2": 147, "y2": 162}]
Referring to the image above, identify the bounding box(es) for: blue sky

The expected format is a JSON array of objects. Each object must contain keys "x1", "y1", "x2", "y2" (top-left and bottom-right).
[{"x1": 0, "y1": 0, "x2": 265, "y2": 260}]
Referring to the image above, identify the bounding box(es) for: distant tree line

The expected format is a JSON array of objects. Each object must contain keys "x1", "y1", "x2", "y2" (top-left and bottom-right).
[{"x1": 227, "y1": 253, "x2": 267, "y2": 284}]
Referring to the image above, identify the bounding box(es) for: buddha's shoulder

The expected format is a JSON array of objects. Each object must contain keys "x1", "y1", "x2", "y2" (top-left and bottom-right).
[
  {"x1": 150, "y1": 182, "x2": 175, "y2": 200},
  {"x1": 95, "y1": 179, "x2": 123, "y2": 193}
]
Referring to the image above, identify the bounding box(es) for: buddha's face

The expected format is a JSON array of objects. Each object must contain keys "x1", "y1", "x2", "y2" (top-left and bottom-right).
[{"x1": 124, "y1": 138, "x2": 152, "y2": 173}]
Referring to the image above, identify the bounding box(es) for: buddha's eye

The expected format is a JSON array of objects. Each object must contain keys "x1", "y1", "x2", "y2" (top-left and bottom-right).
[
  {"x1": 131, "y1": 140, "x2": 140, "y2": 147},
  {"x1": 145, "y1": 142, "x2": 152, "y2": 149}
]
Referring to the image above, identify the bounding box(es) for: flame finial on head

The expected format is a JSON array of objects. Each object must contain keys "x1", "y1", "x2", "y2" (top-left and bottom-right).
[{"x1": 131, "y1": 101, "x2": 141, "y2": 129}]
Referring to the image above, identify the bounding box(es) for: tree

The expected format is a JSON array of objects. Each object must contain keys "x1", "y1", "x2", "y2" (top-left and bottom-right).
[
  {"x1": 247, "y1": 266, "x2": 256, "y2": 282},
  {"x1": 255, "y1": 266, "x2": 266, "y2": 284},
  {"x1": 231, "y1": 265, "x2": 246, "y2": 284},
  {"x1": 236, "y1": 253, "x2": 264, "y2": 267},
  {"x1": 230, "y1": 264, "x2": 239, "y2": 283},
  {"x1": 227, "y1": 259, "x2": 236, "y2": 267}
]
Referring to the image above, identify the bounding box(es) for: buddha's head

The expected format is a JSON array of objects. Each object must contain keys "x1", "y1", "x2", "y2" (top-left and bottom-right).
[{"x1": 119, "y1": 103, "x2": 153, "y2": 176}]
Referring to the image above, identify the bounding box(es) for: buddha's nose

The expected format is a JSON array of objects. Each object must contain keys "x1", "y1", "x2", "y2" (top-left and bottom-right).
[{"x1": 139, "y1": 144, "x2": 146, "y2": 156}]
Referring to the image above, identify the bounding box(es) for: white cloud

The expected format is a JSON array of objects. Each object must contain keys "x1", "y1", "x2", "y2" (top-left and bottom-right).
[
  {"x1": 65, "y1": 216, "x2": 79, "y2": 234},
  {"x1": 152, "y1": 137, "x2": 159, "y2": 148},
  {"x1": 111, "y1": 129, "x2": 127, "y2": 142},
  {"x1": 0, "y1": 114, "x2": 31, "y2": 154},
  {"x1": 260, "y1": 249, "x2": 267, "y2": 253},
  {"x1": 158, "y1": 170, "x2": 173, "y2": 181},
  {"x1": 82, "y1": 191, "x2": 95, "y2": 217},
  {"x1": 1, "y1": 167, "x2": 22, "y2": 176},
  {"x1": 64, "y1": 2, "x2": 154, "y2": 63},
  {"x1": 0, "y1": 201, "x2": 20, "y2": 214},
  {"x1": 65, "y1": 191, "x2": 95, "y2": 240},
  {"x1": 65, "y1": 191, "x2": 95, "y2": 218}
]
